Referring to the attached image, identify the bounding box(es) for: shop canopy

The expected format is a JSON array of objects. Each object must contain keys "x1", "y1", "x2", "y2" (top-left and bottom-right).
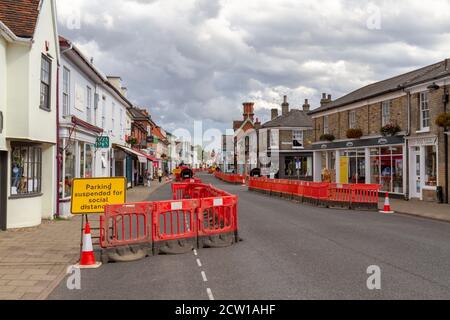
[{"x1": 115, "y1": 145, "x2": 154, "y2": 164}]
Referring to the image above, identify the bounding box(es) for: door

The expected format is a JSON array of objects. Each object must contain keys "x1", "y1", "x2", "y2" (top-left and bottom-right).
[
  {"x1": 0, "y1": 151, "x2": 7, "y2": 230},
  {"x1": 410, "y1": 147, "x2": 422, "y2": 198}
]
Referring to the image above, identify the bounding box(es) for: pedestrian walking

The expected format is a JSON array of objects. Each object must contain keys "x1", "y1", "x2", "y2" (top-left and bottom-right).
[
  {"x1": 158, "y1": 168, "x2": 163, "y2": 183},
  {"x1": 145, "y1": 170, "x2": 152, "y2": 187}
]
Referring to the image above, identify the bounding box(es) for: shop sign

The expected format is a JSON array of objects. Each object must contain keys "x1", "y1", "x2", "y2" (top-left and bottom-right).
[
  {"x1": 96, "y1": 136, "x2": 110, "y2": 149},
  {"x1": 378, "y1": 138, "x2": 388, "y2": 145},
  {"x1": 339, "y1": 156, "x2": 349, "y2": 184},
  {"x1": 346, "y1": 142, "x2": 354, "y2": 147},
  {"x1": 71, "y1": 177, "x2": 126, "y2": 215},
  {"x1": 321, "y1": 144, "x2": 327, "y2": 149}
]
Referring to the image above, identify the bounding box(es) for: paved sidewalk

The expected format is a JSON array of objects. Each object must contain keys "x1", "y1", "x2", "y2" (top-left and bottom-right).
[
  {"x1": 379, "y1": 197, "x2": 450, "y2": 222},
  {"x1": 0, "y1": 180, "x2": 171, "y2": 300}
]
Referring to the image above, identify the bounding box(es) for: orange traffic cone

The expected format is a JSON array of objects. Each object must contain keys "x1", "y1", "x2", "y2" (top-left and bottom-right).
[
  {"x1": 380, "y1": 192, "x2": 394, "y2": 214},
  {"x1": 242, "y1": 177, "x2": 246, "y2": 187},
  {"x1": 75, "y1": 222, "x2": 102, "y2": 269}
]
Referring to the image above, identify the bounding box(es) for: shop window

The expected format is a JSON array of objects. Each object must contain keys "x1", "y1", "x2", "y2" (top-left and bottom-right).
[
  {"x1": 425, "y1": 145, "x2": 437, "y2": 186},
  {"x1": 292, "y1": 130, "x2": 304, "y2": 148},
  {"x1": 345, "y1": 149, "x2": 365, "y2": 184},
  {"x1": 284, "y1": 156, "x2": 312, "y2": 179},
  {"x1": 40, "y1": 55, "x2": 51, "y2": 110},
  {"x1": 381, "y1": 101, "x2": 391, "y2": 126},
  {"x1": 370, "y1": 146, "x2": 403, "y2": 193},
  {"x1": 420, "y1": 92, "x2": 430, "y2": 130},
  {"x1": 10, "y1": 145, "x2": 42, "y2": 196},
  {"x1": 62, "y1": 140, "x2": 75, "y2": 199}
]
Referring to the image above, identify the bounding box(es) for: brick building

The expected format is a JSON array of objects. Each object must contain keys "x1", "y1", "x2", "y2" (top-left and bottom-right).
[
  {"x1": 309, "y1": 60, "x2": 450, "y2": 203},
  {"x1": 260, "y1": 96, "x2": 314, "y2": 179}
]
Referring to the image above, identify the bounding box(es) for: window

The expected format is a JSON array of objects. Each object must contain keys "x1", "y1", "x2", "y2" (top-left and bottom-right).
[
  {"x1": 344, "y1": 149, "x2": 366, "y2": 184},
  {"x1": 62, "y1": 67, "x2": 70, "y2": 116},
  {"x1": 62, "y1": 139, "x2": 75, "y2": 199},
  {"x1": 349, "y1": 110, "x2": 356, "y2": 129},
  {"x1": 323, "y1": 116, "x2": 329, "y2": 134},
  {"x1": 40, "y1": 55, "x2": 51, "y2": 110},
  {"x1": 425, "y1": 145, "x2": 437, "y2": 186},
  {"x1": 101, "y1": 97, "x2": 106, "y2": 129},
  {"x1": 86, "y1": 86, "x2": 92, "y2": 123},
  {"x1": 10, "y1": 145, "x2": 42, "y2": 196},
  {"x1": 284, "y1": 156, "x2": 312, "y2": 179},
  {"x1": 120, "y1": 108, "x2": 123, "y2": 140},
  {"x1": 79, "y1": 142, "x2": 94, "y2": 178},
  {"x1": 112, "y1": 102, "x2": 116, "y2": 134},
  {"x1": 381, "y1": 101, "x2": 391, "y2": 126},
  {"x1": 420, "y1": 92, "x2": 430, "y2": 129},
  {"x1": 370, "y1": 146, "x2": 403, "y2": 193},
  {"x1": 293, "y1": 130, "x2": 304, "y2": 148},
  {"x1": 269, "y1": 129, "x2": 279, "y2": 149}
]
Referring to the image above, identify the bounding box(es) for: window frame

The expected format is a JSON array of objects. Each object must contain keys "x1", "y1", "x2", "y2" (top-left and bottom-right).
[
  {"x1": 62, "y1": 67, "x2": 70, "y2": 116},
  {"x1": 381, "y1": 100, "x2": 391, "y2": 127},
  {"x1": 10, "y1": 144, "x2": 43, "y2": 198},
  {"x1": 420, "y1": 92, "x2": 430, "y2": 130},
  {"x1": 292, "y1": 130, "x2": 304, "y2": 149},
  {"x1": 349, "y1": 110, "x2": 356, "y2": 129},
  {"x1": 323, "y1": 116, "x2": 329, "y2": 135},
  {"x1": 40, "y1": 54, "x2": 52, "y2": 111},
  {"x1": 86, "y1": 86, "x2": 92, "y2": 124}
]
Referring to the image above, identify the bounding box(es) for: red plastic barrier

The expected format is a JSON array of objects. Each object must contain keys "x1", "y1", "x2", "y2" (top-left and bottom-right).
[
  {"x1": 248, "y1": 177, "x2": 381, "y2": 208},
  {"x1": 214, "y1": 171, "x2": 245, "y2": 184},
  {"x1": 100, "y1": 202, "x2": 151, "y2": 249},
  {"x1": 198, "y1": 195, "x2": 238, "y2": 237},
  {"x1": 153, "y1": 199, "x2": 199, "y2": 242}
]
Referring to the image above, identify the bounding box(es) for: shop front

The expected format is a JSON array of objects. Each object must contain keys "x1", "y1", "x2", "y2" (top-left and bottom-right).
[
  {"x1": 279, "y1": 152, "x2": 313, "y2": 180},
  {"x1": 313, "y1": 136, "x2": 406, "y2": 195},
  {"x1": 407, "y1": 136, "x2": 438, "y2": 201}
]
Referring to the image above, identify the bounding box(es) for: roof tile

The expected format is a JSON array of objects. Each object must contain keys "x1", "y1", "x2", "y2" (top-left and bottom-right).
[{"x1": 0, "y1": 0, "x2": 41, "y2": 38}]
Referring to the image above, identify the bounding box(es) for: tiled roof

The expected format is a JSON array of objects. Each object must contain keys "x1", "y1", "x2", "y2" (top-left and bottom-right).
[
  {"x1": 262, "y1": 109, "x2": 312, "y2": 128},
  {"x1": 0, "y1": 0, "x2": 41, "y2": 38},
  {"x1": 309, "y1": 59, "x2": 450, "y2": 115}
]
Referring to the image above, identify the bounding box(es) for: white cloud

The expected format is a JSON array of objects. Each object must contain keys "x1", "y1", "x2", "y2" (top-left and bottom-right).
[{"x1": 56, "y1": 0, "x2": 450, "y2": 134}]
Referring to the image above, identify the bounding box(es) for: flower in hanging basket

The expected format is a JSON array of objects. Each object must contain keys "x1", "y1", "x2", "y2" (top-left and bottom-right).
[
  {"x1": 319, "y1": 134, "x2": 336, "y2": 142},
  {"x1": 435, "y1": 112, "x2": 450, "y2": 128},
  {"x1": 126, "y1": 136, "x2": 138, "y2": 145},
  {"x1": 380, "y1": 123, "x2": 401, "y2": 137},
  {"x1": 346, "y1": 128, "x2": 363, "y2": 139}
]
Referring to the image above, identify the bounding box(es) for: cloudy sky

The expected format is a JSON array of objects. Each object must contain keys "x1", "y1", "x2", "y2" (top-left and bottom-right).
[{"x1": 56, "y1": 0, "x2": 450, "y2": 135}]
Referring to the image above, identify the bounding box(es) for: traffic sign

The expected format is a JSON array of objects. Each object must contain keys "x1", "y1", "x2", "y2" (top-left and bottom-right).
[
  {"x1": 96, "y1": 136, "x2": 110, "y2": 149},
  {"x1": 71, "y1": 177, "x2": 126, "y2": 214}
]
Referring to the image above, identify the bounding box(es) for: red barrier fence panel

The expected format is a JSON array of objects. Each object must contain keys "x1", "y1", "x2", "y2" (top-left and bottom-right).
[
  {"x1": 152, "y1": 199, "x2": 200, "y2": 243},
  {"x1": 100, "y1": 202, "x2": 152, "y2": 249}
]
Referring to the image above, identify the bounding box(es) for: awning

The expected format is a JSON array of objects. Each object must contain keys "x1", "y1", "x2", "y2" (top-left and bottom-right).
[
  {"x1": 114, "y1": 145, "x2": 147, "y2": 164},
  {"x1": 135, "y1": 149, "x2": 157, "y2": 162}
]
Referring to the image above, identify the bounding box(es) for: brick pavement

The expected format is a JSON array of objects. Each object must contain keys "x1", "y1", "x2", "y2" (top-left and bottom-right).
[{"x1": 0, "y1": 180, "x2": 171, "y2": 300}]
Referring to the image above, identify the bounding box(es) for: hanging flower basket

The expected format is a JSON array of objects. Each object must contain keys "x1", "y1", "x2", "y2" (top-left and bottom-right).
[
  {"x1": 380, "y1": 123, "x2": 401, "y2": 137},
  {"x1": 320, "y1": 134, "x2": 336, "y2": 142},
  {"x1": 435, "y1": 112, "x2": 450, "y2": 128},
  {"x1": 346, "y1": 128, "x2": 363, "y2": 139}
]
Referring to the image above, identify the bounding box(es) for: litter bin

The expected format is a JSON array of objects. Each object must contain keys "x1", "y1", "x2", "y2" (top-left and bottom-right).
[{"x1": 436, "y1": 186, "x2": 444, "y2": 204}]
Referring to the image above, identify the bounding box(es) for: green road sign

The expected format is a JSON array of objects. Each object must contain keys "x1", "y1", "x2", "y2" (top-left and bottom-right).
[{"x1": 96, "y1": 136, "x2": 110, "y2": 148}]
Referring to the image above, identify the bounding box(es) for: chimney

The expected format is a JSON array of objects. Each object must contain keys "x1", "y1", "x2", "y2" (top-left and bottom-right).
[
  {"x1": 107, "y1": 76, "x2": 122, "y2": 92},
  {"x1": 121, "y1": 87, "x2": 128, "y2": 97},
  {"x1": 302, "y1": 99, "x2": 310, "y2": 112},
  {"x1": 271, "y1": 108, "x2": 279, "y2": 120},
  {"x1": 281, "y1": 95, "x2": 289, "y2": 116},
  {"x1": 320, "y1": 93, "x2": 332, "y2": 107},
  {"x1": 243, "y1": 102, "x2": 255, "y2": 121}
]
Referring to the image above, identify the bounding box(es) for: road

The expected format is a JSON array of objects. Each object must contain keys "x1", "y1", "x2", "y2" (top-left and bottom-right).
[{"x1": 49, "y1": 173, "x2": 450, "y2": 300}]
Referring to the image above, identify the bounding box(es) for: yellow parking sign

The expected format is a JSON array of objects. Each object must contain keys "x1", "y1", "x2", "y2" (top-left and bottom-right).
[{"x1": 71, "y1": 177, "x2": 127, "y2": 214}]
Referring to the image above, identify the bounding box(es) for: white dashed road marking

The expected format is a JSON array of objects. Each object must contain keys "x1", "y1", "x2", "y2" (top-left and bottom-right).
[
  {"x1": 201, "y1": 271, "x2": 208, "y2": 282},
  {"x1": 207, "y1": 288, "x2": 215, "y2": 300},
  {"x1": 196, "y1": 259, "x2": 202, "y2": 267}
]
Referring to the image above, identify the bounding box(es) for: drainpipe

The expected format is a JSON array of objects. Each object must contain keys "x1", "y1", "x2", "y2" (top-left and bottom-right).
[
  {"x1": 444, "y1": 84, "x2": 449, "y2": 204},
  {"x1": 405, "y1": 89, "x2": 412, "y2": 200},
  {"x1": 55, "y1": 63, "x2": 61, "y2": 218}
]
